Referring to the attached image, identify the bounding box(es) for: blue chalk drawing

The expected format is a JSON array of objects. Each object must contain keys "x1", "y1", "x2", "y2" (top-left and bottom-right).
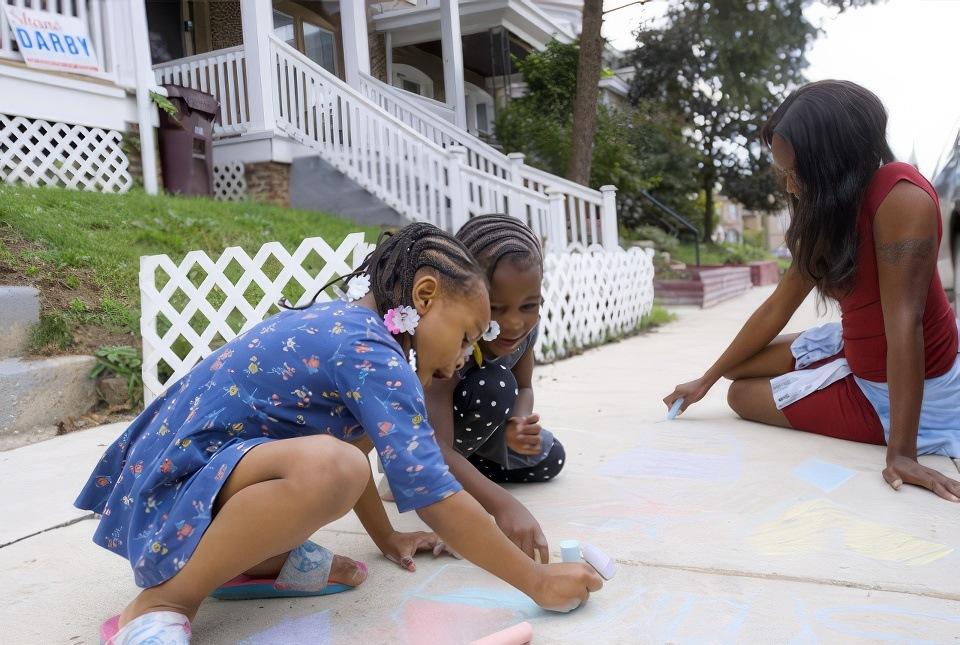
[
  {"x1": 599, "y1": 446, "x2": 742, "y2": 481},
  {"x1": 240, "y1": 610, "x2": 331, "y2": 644},
  {"x1": 792, "y1": 458, "x2": 856, "y2": 492}
]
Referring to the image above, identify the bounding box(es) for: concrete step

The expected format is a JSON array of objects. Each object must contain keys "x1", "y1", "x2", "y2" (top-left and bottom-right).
[
  {"x1": 289, "y1": 156, "x2": 407, "y2": 227},
  {"x1": 0, "y1": 356, "x2": 98, "y2": 451},
  {"x1": 0, "y1": 286, "x2": 40, "y2": 359}
]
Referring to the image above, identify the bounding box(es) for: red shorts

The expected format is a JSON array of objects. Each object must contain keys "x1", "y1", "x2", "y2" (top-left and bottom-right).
[{"x1": 780, "y1": 354, "x2": 886, "y2": 446}]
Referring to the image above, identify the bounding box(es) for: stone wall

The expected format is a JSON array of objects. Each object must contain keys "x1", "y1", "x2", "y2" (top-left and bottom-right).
[
  {"x1": 369, "y1": 32, "x2": 387, "y2": 82},
  {"x1": 245, "y1": 161, "x2": 291, "y2": 206},
  {"x1": 210, "y1": 1, "x2": 243, "y2": 51}
]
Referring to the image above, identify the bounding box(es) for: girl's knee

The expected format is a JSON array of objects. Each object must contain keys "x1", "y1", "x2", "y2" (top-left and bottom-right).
[
  {"x1": 289, "y1": 436, "x2": 368, "y2": 502},
  {"x1": 727, "y1": 380, "x2": 748, "y2": 417}
]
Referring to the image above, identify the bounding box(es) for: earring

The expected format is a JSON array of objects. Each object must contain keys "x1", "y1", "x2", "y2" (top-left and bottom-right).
[
  {"x1": 384, "y1": 306, "x2": 420, "y2": 336},
  {"x1": 482, "y1": 320, "x2": 501, "y2": 342}
]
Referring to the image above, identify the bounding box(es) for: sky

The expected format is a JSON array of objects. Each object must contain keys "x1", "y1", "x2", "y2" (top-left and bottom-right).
[{"x1": 602, "y1": 0, "x2": 960, "y2": 178}]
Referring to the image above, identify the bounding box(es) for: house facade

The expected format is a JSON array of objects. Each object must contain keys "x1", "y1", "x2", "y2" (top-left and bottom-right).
[{"x1": 2, "y1": 0, "x2": 622, "y2": 249}]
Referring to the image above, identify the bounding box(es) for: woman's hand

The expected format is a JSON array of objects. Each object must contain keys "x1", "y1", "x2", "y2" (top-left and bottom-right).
[
  {"x1": 506, "y1": 414, "x2": 542, "y2": 455},
  {"x1": 882, "y1": 455, "x2": 960, "y2": 502},
  {"x1": 663, "y1": 377, "x2": 713, "y2": 415},
  {"x1": 380, "y1": 530, "x2": 447, "y2": 571},
  {"x1": 529, "y1": 562, "x2": 603, "y2": 612},
  {"x1": 494, "y1": 498, "x2": 550, "y2": 563}
]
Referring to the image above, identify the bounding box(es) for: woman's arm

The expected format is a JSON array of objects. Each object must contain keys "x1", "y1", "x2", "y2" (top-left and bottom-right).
[
  {"x1": 665, "y1": 265, "x2": 813, "y2": 411},
  {"x1": 875, "y1": 182, "x2": 960, "y2": 502},
  {"x1": 426, "y1": 376, "x2": 550, "y2": 561}
]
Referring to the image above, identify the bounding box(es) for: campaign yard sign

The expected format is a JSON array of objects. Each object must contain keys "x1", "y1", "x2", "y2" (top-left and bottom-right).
[{"x1": 2, "y1": 5, "x2": 100, "y2": 75}]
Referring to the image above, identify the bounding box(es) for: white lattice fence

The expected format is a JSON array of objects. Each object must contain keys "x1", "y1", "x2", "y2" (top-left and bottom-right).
[
  {"x1": 213, "y1": 162, "x2": 247, "y2": 201},
  {"x1": 139, "y1": 235, "x2": 655, "y2": 401},
  {"x1": 536, "y1": 245, "x2": 656, "y2": 363},
  {"x1": 139, "y1": 233, "x2": 374, "y2": 402},
  {"x1": 0, "y1": 114, "x2": 133, "y2": 193}
]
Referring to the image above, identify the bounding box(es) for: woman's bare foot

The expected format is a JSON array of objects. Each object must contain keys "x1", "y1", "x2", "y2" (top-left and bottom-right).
[{"x1": 330, "y1": 554, "x2": 368, "y2": 586}]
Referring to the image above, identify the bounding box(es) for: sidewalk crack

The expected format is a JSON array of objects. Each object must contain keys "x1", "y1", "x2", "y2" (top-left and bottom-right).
[{"x1": 0, "y1": 514, "x2": 94, "y2": 549}]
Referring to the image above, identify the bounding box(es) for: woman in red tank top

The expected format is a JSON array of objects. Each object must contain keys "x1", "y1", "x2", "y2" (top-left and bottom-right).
[{"x1": 664, "y1": 80, "x2": 960, "y2": 502}]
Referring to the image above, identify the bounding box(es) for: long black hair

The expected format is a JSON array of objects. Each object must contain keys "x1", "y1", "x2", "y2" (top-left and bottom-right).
[
  {"x1": 284, "y1": 222, "x2": 485, "y2": 320},
  {"x1": 761, "y1": 80, "x2": 894, "y2": 297},
  {"x1": 455, "y1": 214, "x2": 543, "y2": 280}
]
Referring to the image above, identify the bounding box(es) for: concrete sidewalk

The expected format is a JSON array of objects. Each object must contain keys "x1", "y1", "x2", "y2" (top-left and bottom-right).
[{"x1": 2, "y1": 286, "x2": 958, "y2": 644}]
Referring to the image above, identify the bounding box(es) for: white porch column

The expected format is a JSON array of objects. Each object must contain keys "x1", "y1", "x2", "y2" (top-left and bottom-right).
[
  {"x1": 385, "y1": 32, "x2": 394, "y2": 83},
  {"x1": 128, "y1": 0, "x2": 158, "y2": 195},
  {"x1": 241, "y1": 0, "x2": 277, "y2": 133},
  {"x1": 439, "y1": 0, "x2": 467, "y2": 129},
  {"x1": 341, "y1": 0, "x2": 371, "y2": 88}
]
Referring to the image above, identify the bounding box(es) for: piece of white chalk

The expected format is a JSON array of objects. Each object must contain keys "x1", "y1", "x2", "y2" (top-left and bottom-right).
[
  {"x1": 559, "y1": 539, "x2": 581, "y2": 563},
  {"x1": 666, "y1": 398, "x2": 684, "y2": 420},
  {"x1": 582, "y1": 543, "x2": 617, "y2": 580},
  {"x1": 470, "y1": 621, "x2": 533, "y2": 645}
]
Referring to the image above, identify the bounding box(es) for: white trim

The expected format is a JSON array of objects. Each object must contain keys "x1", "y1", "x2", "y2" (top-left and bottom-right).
[
  {"x1": 439, "y1": 0, "x2": 466, "y2": 128},
  {"x1": 464, "y1": 81, "x2": 494, "y2": 135},
  {"x1": 374, "y1": 0, "x2": 574, "y2": 48},
  {"x1": 212, "y1": 131, "x2": 315, "y2": 166},
  {"x1": 341, "y1": 0, "x2": 371, "y2": 87}
]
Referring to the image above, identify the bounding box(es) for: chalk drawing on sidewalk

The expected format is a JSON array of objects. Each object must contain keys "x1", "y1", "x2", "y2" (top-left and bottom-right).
[
  {"x1": 239, "y1": 610, "x2": 331, "y2": 644},
  {"x1": 598, "y1": 445, "x2": 742, "y2": 481},
  {"x1": 792, "y1": 458, "x2": 856, "y2": 492},
  {"x1": 750, "y1": 499, "x2": 953, "y2": 565}
]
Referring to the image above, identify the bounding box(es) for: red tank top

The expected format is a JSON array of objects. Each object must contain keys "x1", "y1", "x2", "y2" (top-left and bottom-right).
[{"x1": 839, "y1": 162, "x2": 958, "y2": 382}]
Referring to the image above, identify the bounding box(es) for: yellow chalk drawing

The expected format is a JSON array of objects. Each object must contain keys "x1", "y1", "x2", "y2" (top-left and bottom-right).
[{"x1": 750, "y1": 499, "x2": 953, "y2": 566}]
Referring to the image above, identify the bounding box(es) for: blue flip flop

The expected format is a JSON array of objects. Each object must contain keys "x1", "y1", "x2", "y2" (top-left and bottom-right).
[{"x1": 211, "y1": 541, "x2": 365, "y2": 600}]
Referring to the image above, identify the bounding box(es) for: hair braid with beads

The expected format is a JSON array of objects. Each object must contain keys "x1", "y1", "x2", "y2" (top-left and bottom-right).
[
  {"x1": 283, "y1": 222, "x2": 485, "y2": 319},
  {"x1": 455, "y1": 214, "x2": 543, "y2": 280}
]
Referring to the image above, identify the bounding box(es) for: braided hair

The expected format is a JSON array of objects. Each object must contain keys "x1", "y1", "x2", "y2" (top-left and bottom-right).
[
  {"x1": 455, "y1": 214, "x2": 543, "y2": 280},
  {"x1": 284, "y1": 222, "x2": 484, "y2": 318}
]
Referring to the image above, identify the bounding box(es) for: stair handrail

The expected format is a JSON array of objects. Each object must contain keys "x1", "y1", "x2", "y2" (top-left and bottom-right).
[{"x1": 639, "y1": 190, "x2": 701, "y2": 266}]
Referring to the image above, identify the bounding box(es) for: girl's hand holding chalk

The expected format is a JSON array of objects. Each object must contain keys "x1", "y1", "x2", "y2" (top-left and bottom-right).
[{"x1": 530, "y1": 562, "x2": 603, "y2": 613}]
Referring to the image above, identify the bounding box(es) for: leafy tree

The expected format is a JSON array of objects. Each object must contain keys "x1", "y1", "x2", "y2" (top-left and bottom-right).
[{"x1": 629, "y1": 0, "x2": 878, "y2": 239}]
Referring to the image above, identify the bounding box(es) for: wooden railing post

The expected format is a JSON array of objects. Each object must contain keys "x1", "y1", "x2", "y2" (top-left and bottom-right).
[
  {"x1": 447, "y1": 146, "x2": 469, "y2": 233},
  {"x1": 600, "y1": 185, "x2": 619, "y2": 250},
  {"x1": 547, "y1": 189, "x2": 568, "y2": 252}
]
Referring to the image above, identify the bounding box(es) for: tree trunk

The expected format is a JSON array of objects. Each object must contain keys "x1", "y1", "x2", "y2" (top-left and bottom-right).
[
  {"x1": 703, "y1": 171, "x2": 715, "y2": 243},
  {"x1": 566, "y1": 0, "x2": 605, "y2": 186}
]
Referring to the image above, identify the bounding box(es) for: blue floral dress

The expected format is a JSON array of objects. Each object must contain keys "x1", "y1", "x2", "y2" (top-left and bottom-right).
[{"x1": 75, "y1": 301, "x2": 461, "y2": 588}]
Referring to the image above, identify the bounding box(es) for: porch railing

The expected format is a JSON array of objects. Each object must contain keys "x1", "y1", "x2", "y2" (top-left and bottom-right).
[{"x1": 153, "y1": 46, "x2": 250, "y2": 137}]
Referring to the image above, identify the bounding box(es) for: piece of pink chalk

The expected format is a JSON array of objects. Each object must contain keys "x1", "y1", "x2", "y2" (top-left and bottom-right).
[{"x1": 470, "y1": 621, "x2": 534, "y2": 645}]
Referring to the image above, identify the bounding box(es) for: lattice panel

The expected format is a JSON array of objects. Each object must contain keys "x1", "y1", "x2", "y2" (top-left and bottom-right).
[
  {"x1": 213, "y1": 162, "x2": 247, "y2": 201},
  {"x1": 0, "y1": 114, "x2": 133, "y2": 193},
  {"x1": 535, "y1": 245, "x2": 656, "y2": 363},
  {"x1": 139, "y1": 236, "x2": 654, "y2": 401},
  {"x1": 139, "y1": 233, "x2": 374, "y2": 402}
]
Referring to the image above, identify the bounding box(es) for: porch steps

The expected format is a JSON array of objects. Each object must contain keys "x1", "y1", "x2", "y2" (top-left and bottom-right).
[
  {"x1": 0, "y1": 286, "x2": 98, "y2": 451},
  {"x1": 290, "y1": 156, "x2": 406, "y2": 228}
]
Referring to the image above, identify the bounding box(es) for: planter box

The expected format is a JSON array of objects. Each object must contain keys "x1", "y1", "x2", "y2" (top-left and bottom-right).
[
  {"x1": 655, "y1": 265, "x2": 753, "y2": 308},
  {"x1": 748, "y1": 260, "x2": 780, "y2": 286}
]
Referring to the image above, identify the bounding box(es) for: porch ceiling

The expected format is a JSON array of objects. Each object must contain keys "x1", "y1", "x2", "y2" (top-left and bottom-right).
[{"x1": 373, "y1": 0, "x2": 574, "y2": 49}]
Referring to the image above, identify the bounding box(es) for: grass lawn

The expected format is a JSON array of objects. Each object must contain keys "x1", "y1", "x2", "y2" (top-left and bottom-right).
[
  {"x1": 0, "y1": 184, "x2": 379, "y2": 356},
  {"x1": 671, "y1": 241, "x2": 772, "y2": 267}
]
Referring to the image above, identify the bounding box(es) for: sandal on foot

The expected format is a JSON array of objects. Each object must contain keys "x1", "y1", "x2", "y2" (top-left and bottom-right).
[
  {"x1": 100, "y1": 611, "x2": 191, "y2": 645},
  {"x1": 211, "y1": 540, "x2": 366, "y2": 600}
]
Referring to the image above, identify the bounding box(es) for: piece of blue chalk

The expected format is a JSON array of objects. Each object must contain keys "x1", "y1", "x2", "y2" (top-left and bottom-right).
[
  {"x1": 559, "y1": 539, "x2": 581, "y2": 563},
  {"x1": 666, "y1": 398, "x2": 684, "y2": 420}
]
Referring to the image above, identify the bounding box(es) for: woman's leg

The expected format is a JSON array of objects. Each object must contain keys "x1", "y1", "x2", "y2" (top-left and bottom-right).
[
  {"x1": 726, "y1": 378, "x2": 792, "y2": 428},
  {"x1": 119, "y1": 435, "x2": 369, "y2": 626}
]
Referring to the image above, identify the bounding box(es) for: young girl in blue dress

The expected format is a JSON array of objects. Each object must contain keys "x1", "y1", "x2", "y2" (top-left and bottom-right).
[{"x1": 77, "y1": 223, "x2": 601, "y2": 645}]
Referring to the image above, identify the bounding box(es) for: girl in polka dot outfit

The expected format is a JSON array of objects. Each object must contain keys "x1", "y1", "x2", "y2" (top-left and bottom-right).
[
  {"x1": 426, "y1": 214, "x2": 563, "y2": 563},
  {"x1": 76, "y1": 224, "x2": 601, "y2": 645}
]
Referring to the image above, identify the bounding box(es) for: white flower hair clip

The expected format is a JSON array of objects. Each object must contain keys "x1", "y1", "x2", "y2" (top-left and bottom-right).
[
  {"x1": 344, "y1": 274, "x2": 370, "y2": 302},
  {"x1": 482, "y1": 320, "x2": 501, "y2": 342},
  {"x1": 384, "y1": 306, "x2": 420, "y2": 336}
]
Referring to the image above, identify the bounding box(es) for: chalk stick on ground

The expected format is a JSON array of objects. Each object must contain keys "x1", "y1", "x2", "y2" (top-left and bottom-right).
[
  {"x1": 559, "y1": 539, "x2": 581, "y2": 563},
  {"x1": 582, "y1": 543, "x2": 617, "y2": 580},
  {"x1": 666, "y1": 398, "x2": 684, "y2": 421},
  {"x1": 470, "y1": 621, "x2": 534, "y2": 645}
]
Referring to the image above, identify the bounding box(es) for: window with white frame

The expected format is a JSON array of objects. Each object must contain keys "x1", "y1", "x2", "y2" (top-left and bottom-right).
[
  {"x1": 393, "y1": 64, "x2": 435, "y2": 99},
  {"x1": 464, "y1": 82, "x2": 495, "y2": 135}
]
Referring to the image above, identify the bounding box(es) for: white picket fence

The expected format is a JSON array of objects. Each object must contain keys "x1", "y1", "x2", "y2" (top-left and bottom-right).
[{"x1": 139, "y1": 234, "x2": 655, "y2": 403}]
